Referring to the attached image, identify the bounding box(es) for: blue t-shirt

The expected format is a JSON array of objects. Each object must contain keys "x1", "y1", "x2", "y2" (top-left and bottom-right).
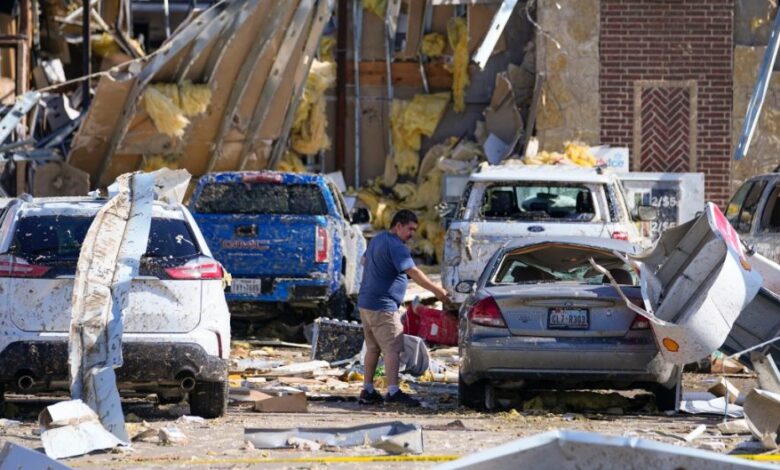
[{"x1": 358, "y1": 231, "x2": 415, "y2": 312}]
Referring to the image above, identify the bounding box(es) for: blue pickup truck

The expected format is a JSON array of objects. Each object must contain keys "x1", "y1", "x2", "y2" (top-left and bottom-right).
[{"x1": 190, "y1": 171, "x2": 365, "y2": 320}]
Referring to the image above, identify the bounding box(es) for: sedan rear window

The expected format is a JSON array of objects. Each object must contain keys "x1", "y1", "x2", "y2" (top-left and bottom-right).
[
  {"x1": 480, "y1": 183, "x2": 597, "y2": 221},
  {"x1": 194, "y1": 183, "x2": 328, "y2": 215},
  {"x1": 12, "y1": 216, "x2": 199, "y2": 259},
  {"x1": 491, "y1": 244, "x2": 636, "y2": 286}
]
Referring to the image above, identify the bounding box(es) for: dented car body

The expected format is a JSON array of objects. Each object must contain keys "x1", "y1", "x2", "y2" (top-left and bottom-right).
[
  {"x1": 189, "y1": 171, "x2": 365, "y2": 318},
  {"x1": 443, "y1": 165, "x2": 642, "y2": 306},
  {"x1": 0, "y1": 196, "x2": 230, "y2": 416},
  {"x1": 458, "y1": 237, "x2": 681, "y2": 411}
]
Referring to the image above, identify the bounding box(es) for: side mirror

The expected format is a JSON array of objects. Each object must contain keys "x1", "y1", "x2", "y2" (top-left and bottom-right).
[
  {"x1": 634, "y1": 205, "x2": 658, "y2": 222},
  {"x1": 350, "y1": 207, "x2": 371, "y2": 224},
  {"x1": 455, "y1": 280, "x2": 476, "y2": 294}
]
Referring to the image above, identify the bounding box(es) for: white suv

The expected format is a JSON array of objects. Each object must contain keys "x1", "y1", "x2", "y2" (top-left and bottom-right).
[
  {"x1": 0, "y1": 196, "x2": 230, "y2": 418},
  {"x1": 443, "y1": 165, "x2": 647, "y2": 305}
]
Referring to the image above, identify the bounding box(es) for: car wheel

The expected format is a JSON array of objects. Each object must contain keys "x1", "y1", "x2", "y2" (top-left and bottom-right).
[
  {"x1": 458, "y1": 374, "x2": 486, "y2": 410},
  {"x1": 654, "y1": 382, "x2": 680, "y2": 412},
  {"x1": 189, "y1": 381, "x2": 228, "y2": 419}
]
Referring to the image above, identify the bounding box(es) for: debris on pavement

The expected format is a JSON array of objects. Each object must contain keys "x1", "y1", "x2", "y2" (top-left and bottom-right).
[
  {"x1": 158, "y1": 427, "x2": 187, "y2": 445},
  {"x1": 683, "y1": 424, "x2": 707, "y2": 443},
  {"x1": 743, "y1": 388, "x2": 780, "y2": 449},
  {"x1": 245, "y1": 421, "x2": 423, "y2": 455},
  {"x1": 253, "y1": 390, "x2": 308, "y2": 413},
  {"x1": 0, "y1": 442, "x2": 70, "y2": 470},
  {"x1": 287, "y1": 436, "x2": 321, "y2": 452},
  {"x1": 38, "y1": 399, "x2": 126, "y2": 459},
  {"x1": 707, "y1": 377, "x2": 742, "y2": 404},
  {"x1": 717, "y1": 419, "x2": 752, "y2": 435},
  {"x1": 433, "y1": 430, "x2": 772, "y2": 470},
  {"x1": 310, "y1": 318, "x2": 364, "y2": 362},
  {"x1": 679, "y1": 394, "x2": 744, "y2": 418}
]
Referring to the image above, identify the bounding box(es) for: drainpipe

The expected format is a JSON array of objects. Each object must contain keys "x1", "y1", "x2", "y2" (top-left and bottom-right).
[{"x1": 335, "y1": 0, "x2": 348, "y2": 177}]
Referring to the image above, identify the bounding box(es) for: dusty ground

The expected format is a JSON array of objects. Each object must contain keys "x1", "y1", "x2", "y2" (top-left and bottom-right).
[{"x1": 0, "y1": 346, "x2": 774, "y2": 469}]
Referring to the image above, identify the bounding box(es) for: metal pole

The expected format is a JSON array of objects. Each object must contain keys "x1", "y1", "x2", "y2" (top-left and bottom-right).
[
  {"x1": 352, "y1": 0, "x2": 362, "y2": 186},
  {"x1": 163, "y1": 0, "x2": 171, "y2": 39},
  {"x1": 82, "y1": 0, "x2": 91, "y2": 109},
  {"x1": 336, "y1": 0, "x2": 348, "y2": 175}
]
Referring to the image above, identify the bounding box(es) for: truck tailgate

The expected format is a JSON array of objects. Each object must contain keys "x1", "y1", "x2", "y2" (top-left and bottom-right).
[{"x1": 195, "y1": 214, "x2": 324, "y2": 277}]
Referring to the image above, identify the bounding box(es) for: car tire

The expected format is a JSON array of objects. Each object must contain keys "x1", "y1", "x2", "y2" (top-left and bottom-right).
[
  {"x1": 654, "y1": 382, "x2": 680, "y2": 412},
  {"x1": 189, "y1": 381, "x2": 228, "y2": 419},
  {"x1": 458, "y1": 374, "x2": 486, "y2": 410}
]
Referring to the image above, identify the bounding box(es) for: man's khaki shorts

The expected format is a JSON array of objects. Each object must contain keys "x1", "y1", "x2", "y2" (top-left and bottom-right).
[{"x1": 359, "y1": 308, "x2": 404, "y2": 355}]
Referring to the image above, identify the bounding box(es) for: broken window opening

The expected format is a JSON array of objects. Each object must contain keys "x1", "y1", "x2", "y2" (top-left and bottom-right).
[{"x1": 479, "y1": 183, "x2": 598, "y2": 222}]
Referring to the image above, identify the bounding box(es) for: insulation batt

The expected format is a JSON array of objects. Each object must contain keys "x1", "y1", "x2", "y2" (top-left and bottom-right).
[
  {"x1": 523, "y1": 141, "x2": 597, "y2": 167},
  {"x1": 292, "y1": 59, "x2": 336, "y2": 155},
  {"x1": 142, "y1": 88, "x2": 189, "y2": 138},
  {"x1": 421, "y1": 33, "x2": 446, "y2": 58},
  {"x1": 447, "y1": 18, "x2": 470, "y2": 113}
]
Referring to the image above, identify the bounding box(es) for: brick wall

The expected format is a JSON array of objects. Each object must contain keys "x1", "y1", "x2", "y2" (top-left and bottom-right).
[{"x1": 600, "y1": 0, "x2": 734, "y2": 205}]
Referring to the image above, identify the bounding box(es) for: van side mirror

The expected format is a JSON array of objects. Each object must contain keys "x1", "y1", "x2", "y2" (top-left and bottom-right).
[
  {"x1": 350, "y1": 207, "x2": 371, "y2": 224},
  {"x1": 455, "y1": 280, "x2": 476, "y2": 294},
  {"x1": 634, "y1": 205, "x2": 658, "y2": 222}
]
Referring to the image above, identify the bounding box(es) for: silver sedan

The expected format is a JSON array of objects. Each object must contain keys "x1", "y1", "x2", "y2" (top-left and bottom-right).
[{"x1": 457, "y1": 237, "x2": 681, "y2": 410}]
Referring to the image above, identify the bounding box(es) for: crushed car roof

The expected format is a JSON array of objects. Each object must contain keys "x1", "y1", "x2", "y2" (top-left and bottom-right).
[{"x1": 469, "y1": 164, "x2": 613, "y2": 184}]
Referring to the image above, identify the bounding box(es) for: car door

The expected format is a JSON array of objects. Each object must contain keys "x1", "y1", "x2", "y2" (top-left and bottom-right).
[
  {"x1": 750, "y1": 178, "x2": 780, "y2": 263},
  {"x1": 327, "y1": 181, "x2": 364, "y2": 296}
]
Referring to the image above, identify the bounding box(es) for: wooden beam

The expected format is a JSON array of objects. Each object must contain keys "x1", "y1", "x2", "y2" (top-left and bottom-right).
[{"x1": 348, "y1": 60, "x2": 453, "y2": 88}]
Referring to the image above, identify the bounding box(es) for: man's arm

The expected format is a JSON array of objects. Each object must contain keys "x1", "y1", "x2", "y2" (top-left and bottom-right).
[{"x1": 405, "y1": 266, "x2": 450, "y2": 304}]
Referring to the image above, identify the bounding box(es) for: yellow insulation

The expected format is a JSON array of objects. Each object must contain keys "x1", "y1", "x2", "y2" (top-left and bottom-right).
[
  {"x1": 389, "y1": 93, "x2": 450, "y2": 176},
  {"x1": 447, "y1": 18, "x2": 470, "y2": 113},
  {"x1": 91, "y1": 33, "x2": 121, "y2": 57},
  {"x1": 142, "y1": 155, "x2": 179, "y2": 172},
  {"x1": 178, "y1": 80, "x2": 212, "y2": 116},
  {"x1": 292, "y1": 59, "x2": 336, "y2": 155},
  {"x1": 276, "y1": 151, "x2": 307, "y2": 173},
  {"x1": 319, "y1": 36, "x2": 336, "y2": 62},
  {"x1": 142, "y1": 88, "x2": 190, "y2": 138},
  {"x1": 524, "y1": 141, "x2": 597, "y2": 168},
  {"x1": 363, "y1": 0, "x2": 387, "y2": 18},
  {"x1": 421, "y1": 33, "x2": 446, "y2": 58}
]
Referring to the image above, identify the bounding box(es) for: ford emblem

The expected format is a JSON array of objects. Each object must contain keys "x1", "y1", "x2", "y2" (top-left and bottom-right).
[{"x1": 528, "y1": 225, "x2": 545, "y2": 233}]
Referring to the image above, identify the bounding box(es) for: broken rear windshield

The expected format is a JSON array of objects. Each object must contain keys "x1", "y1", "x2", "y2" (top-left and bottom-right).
[
  {"x1": 480, "y1": 183, "x2": 598, "y2": 222},
  {"x1": 194, "y1": 183, "x2": 328, "y2": 215},
  {"x1": 12, "y1": 216, "x2": 199, "y2": 259}
]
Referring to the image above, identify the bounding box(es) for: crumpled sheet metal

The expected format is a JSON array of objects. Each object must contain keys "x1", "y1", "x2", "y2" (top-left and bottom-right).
[
  {"x1": 245, "y1": 421, "x2": 423, "y2": 454},
  {"x1": 39, "y1": 400, "x2": 126, "y2": 460},
  {"x1": 68, "y1": 0, "x2": 333, "y2": 188},
  {"x1": 69, "y1": 168, "x2": 191, "y2": 443},
  {"x1": 434, "y1": 430, "x2": 772, "y2": 470},
  {"x1": 596, "y1": 203, "x2": 763, "y2": 365},
  {"x1": 0, "y1": 441, "x2": 71, "y2": 469},
  {"x1": 744, "y1": 389, "x2": 780, "y2": 449}
]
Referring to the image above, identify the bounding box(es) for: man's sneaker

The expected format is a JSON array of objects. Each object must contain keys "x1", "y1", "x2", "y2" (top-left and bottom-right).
[
  {"x1": 385, "y1": 390, "x2": 421, "y2": 407},
  {"x1": 358, "y1": 389, "x2": 384, "y2": 405}
]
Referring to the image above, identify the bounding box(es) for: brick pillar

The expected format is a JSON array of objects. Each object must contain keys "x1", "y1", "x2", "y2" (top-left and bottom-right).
[{"x1": 600, "y1": 0, "x2": 734, "y2": 206}]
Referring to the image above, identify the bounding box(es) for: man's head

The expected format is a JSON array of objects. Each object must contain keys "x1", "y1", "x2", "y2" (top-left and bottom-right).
[{"x1": 389, "y1": 209, "x2": 418, "y2": 242}]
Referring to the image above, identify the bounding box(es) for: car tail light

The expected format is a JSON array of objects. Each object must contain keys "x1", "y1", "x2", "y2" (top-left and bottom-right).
[
  {"x1": 241, "y1": 172, "x2": 283, "y2": 184},
  {"x1": 467, "y1": 297, "x2": 506, "y2": 328},
  {"x1": 0, "y1": 255, "x2": 50, "y2": 278},
  {"x1": 165, "y1": 257, "x2": 223, "y2": 280},
  {"x1": 611, "y1": 231, "x2": 629, "y2": 241},
  {"x1": 630, "y1": 314, "x2": 651, "y2": 330},
  {"x1": 315, "y1": 226, "x2": 330, "y2": 263}
]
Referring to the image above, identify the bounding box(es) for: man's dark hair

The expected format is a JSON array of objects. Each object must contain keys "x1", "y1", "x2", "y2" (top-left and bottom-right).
[{"x1": 390, "y1": 209, "x2": 418, "y2": 228}]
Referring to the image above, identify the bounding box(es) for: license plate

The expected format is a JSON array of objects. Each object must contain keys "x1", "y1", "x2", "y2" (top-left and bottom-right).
[
  {"x1": 548, "y1": 308, "x2": 589, "y2": 330},
  {"x1": 231, "y1": 279, "x2": 263, "y2": 294}
]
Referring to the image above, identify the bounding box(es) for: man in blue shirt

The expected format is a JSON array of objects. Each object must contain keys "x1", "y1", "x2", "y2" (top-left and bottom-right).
[{"x1": 357, "y1": 210, "x2": 450, "y2": 406}]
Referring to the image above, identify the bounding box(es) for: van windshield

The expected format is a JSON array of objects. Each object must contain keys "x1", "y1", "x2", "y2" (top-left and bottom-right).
[{"x1": 480, "y1": 183, "x2": 599, "y2": 222}]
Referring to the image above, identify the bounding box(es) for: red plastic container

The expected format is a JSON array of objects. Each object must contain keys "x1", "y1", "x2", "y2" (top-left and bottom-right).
[{"x1": 403, "y1": 303, "x2": 458, "y2": 346}]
